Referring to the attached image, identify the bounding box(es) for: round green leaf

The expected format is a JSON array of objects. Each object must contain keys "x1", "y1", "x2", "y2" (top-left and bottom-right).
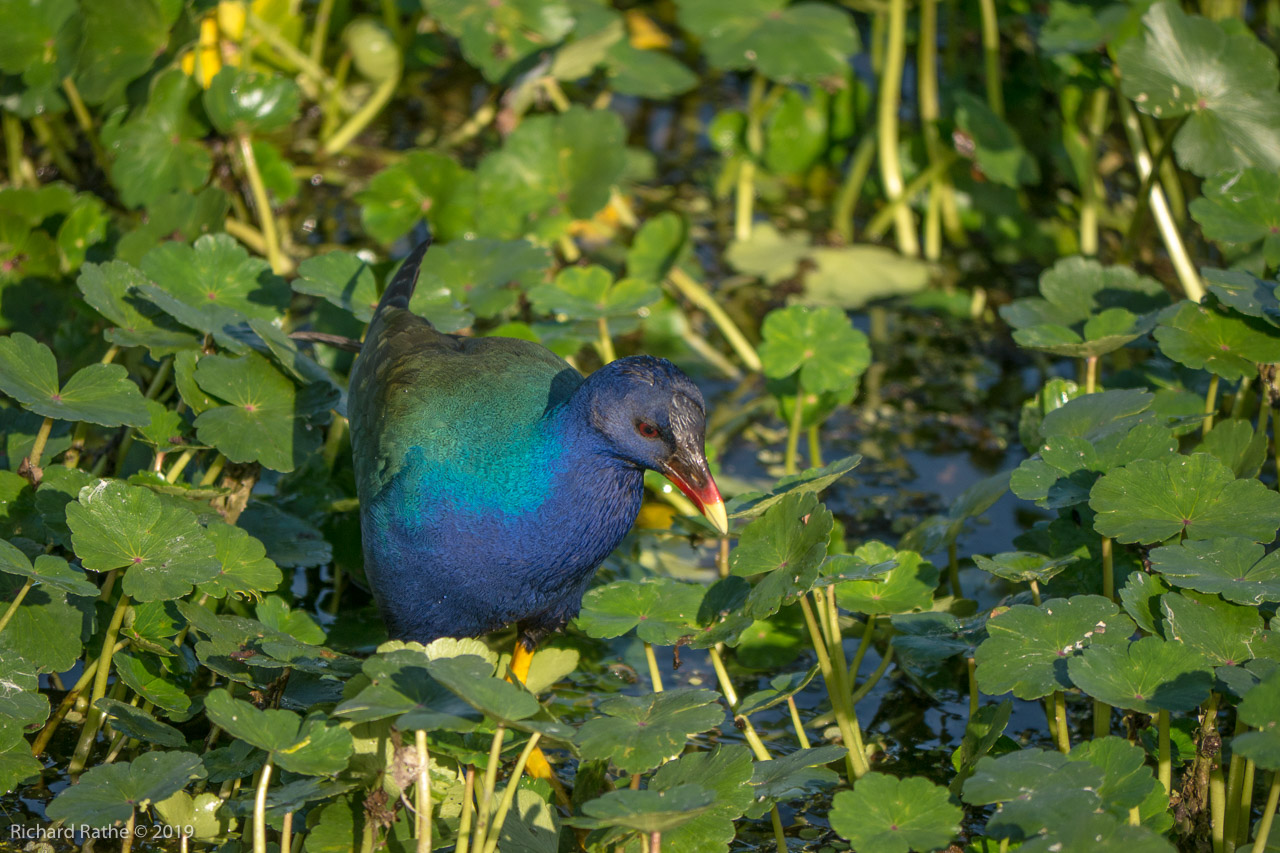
[
  {"x1": 71, "y1": 0, "x2": 173, "y2": 105},
  {"x1": 138, "y1": 234, "x2": 290, "y2": 331},
  {"x1": 758, "y1": 305, "x2": 870, "y2": 394},
  {"x1": 0, "y1": 570, "x2": 85, "y2": 673},
  {"x1": 647, "y1": 746, "x2": 754, "y2": 853},
  {"x1": 676, "y1": 0, "x2": 858, "y2": 83},
  {"x1": 574, "y1": 688, "x2": 724, "y2": 774},
  {"x1": 1161, "y1": 590, "x2": 1278, "y2": 667},
  {"x1": 1148, "y1": 538, "x2": 1280, "y2": 605},
  {"x1": 424, "y1": 0, "x2": 574, "y2": 83},
  {"x1": 529, "y1": 265, "x2": 661, "y2": 322},
  {"x1": 203, "y1": 67, "x2": 301, "y2": 135},
  {"x1": 830, "y1": 773, "x2": 961, "y2": 853},
  {"x1": 196, "y1": 522, "x2": 282, "y2": 601},
  {"x1": 0, "y1": 332, "x2": 149, "y2": 426},
  {"x1": 730, "y1": 492, "x2": 832, "y2": 620},
  {"x1": 46, "y1": 751, "x2": 205, "y2": 828},
  {"x1": 973, "y1": 551, "x2": 1079, "y2": 584},
  {"x1": 1155, "y1": 301, "x2": 1280, "y2": 381},
  {"x1": 576, "y1": 578, "x2": 703, "y2": 645},
  {"x1": 1190, "y1": 168, "x2": 1280, "y2": 266},
  {"x1": 1233, "y1": 671, "x2": 1280, "y2": 770},
  {"x1": 1067, "y1": 636, "x2": 1213, "y2": 713},
  {"x1": 66, "y1": 480, "x2": 220, "y2": 601},
  {"x1": 1090, "y1": 452, "x2": 1280, "y2": 544},
  {"x1": 745, "y1": 745, "x2": 844, "y2": 818},
  {"x1": 335, "y1": 648, "x2": 483, "y2": 732},
  {"x1": 204, "y1": 691, "x2": 353, "y2": 776},
  {"x1": 606, "y1": 41, "x2": 698, "y2": 99},
  {"x1": 95, "y1": 698, "x2": 186, "y2": 747},
  {"x1": 836, "y1": 542, "x2": 938, "y2": 616},
  {"x1": 954, "y1": 91, "x2": 1040, "y2": 188},
  {"x1": 576, "y1": 785, "x2": 715, "y2": 834},
  {"x1": 1203, "y1": 269, "x2": 1280, "y2": 328},
  {"x1": 293, "y1": 251, "x2": 381, "y2": 322},
  {"x1": 1117, "y1": 1, "x2": 1280, "y2": 176},
  {"x1": 975, "y1": 595, "x2": 1135, "y2": 700},
  {"x1": 0, "y1": 541, "x2": 96, "y2": 597},
  {"x1": 356, "y1": 151, "x2": 477, "y2": 245},
  {"x1": 417, "y1": 238, "x2": 551, "y2": 319},
  {"x1": 963, "y1": 749, "x2": 1103, "y2": 838}
]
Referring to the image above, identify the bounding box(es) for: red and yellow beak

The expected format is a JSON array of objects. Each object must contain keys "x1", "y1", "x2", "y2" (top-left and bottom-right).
[{"x1": 661, "y1": 457, "x2": 729, "y2": 535}]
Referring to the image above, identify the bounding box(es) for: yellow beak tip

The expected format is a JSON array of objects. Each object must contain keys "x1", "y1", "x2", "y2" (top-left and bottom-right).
[{"x1": 704, "y1": 499, "x2": 730, "y2": 536}]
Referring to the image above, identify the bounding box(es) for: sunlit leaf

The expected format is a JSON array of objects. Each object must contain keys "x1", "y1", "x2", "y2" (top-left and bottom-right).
[
  {"x1": 1068, "y1": 636, "x2": 1213, "y2": 713},
  {"x1": 574, "y1": 688, "x2": 723, "y2": 774},
  {"x1": 830, "y1": 773, "x2": 961, "y2": 853},
  {"x1": 0, "y1": 333, "x2": 149, "y2": 427},
  {"x1": 46, "y1": 751, "x2": 205, "y2": 828}
]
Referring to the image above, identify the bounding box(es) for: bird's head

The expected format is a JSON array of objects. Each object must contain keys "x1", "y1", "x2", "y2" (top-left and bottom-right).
[{"x1": 582, "y1": 356, "x2": 728, "y2": 535}]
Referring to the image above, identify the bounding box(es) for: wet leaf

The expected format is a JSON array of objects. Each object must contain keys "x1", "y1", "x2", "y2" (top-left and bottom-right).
[
  {"x1": 0, "y1": 571, "x2": 84, "y2": 673},
  {"x1": 0, "y1": 656, "x2": 48, "y2": 728},
  {"x1": 203, "y1": 68, "x2": 301, "y2": 135},
  {"x1": 203, "y1": 691, "x2": 353, "y2": 776},
  {"x1": 676, "y1": 0, "x2": 858, "y2": 82},
  {"x1": 576, "y1": 578, "x2": 703, "y2": 645},
  {"x1": 0, "y1": 332, "x2": 149, "y2": 426},
  {"x1": 730, "y1": 492, "x2": 832, "y2": 620},
  {"x1": 66, "y1": 480, "x2": 220, "y2": 602},
  {"x1": 1090, "y1": 453, "x2": 1280, "y2": 544},
  {"x1": 975, "y1": 595, "x2": 1134, "y2": 700},
  {"x1": 1149, "y1": 538, "x2": 1280, "y2": 605},
  {"x1": 758, "y1": 305, "x2": 870, "y2": 394},
  {"x1": 46, "y1": 751, "x2": 205, "y2": 828},
  {"x1": 574, "y1": 688, "x2": 723, "y2": 774},
  {"x1": 1118, "y1": 1, "x2": 1280, "y2": 176},
  {"x1": 1161, "y1": 589, "x2": 1278, "y2": 667},
  {"x1": 1068, "y1": 636, "x2": 1213, "y2": 713},
  {"x1": 830, "y1": 773, "x2": 961, "y2": 853}
]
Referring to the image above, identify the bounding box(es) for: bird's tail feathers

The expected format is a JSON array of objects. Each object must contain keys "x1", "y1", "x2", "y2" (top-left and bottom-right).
[{"x1": 375, "y1": 233, "x2": 433, "y2": 316}]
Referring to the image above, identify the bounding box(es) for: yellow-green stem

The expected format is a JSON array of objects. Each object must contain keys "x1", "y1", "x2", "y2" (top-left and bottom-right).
[
  {"x1": 849, "y1": 643, "x2": 894, "y2": 705},
  {"x1": 481, "y1": 733, "x2": 542, "y2": 853},
  {"x1": 322, "y1": 71, "x2": 400, "y2": 157},
  {"x1": 1239, "y1": 760, "x2": 1256, "y2": 849},
  {"x1": 1102, "y1": 537, "x2": 1115, "y2": 602},
  {"x1": 200, "y1": 454, "x2": 227, "y2": 487},
  {"x1": 165, "y1": 448, "x2": 197, "y2": 484},
  {"x1": 1205, "y1": 374, "x2": 1221, "y2": 435},
  {"x1": 3, "y1": 112, "x2": 36, "y2": 188},
  {"x1": 1226, "y1": 738, "x2": 1248, "y2": 851},
  {"x1": 1080, "y1": 88, "x2": 1110, "y2": 256},
  {"x1": 807, "y1": 425, "x2": 824, "y2": 468},
  {"x1": 1158, "y1": 709, "x2": 1172, "y2": 794},
  {"x1": 876, "y1": 0, "x2": 919, "y2": 256},
  {"x1": 1053, "y1": 691, "x2": 1070, "y2": 753},
  {"x1": 25, "y1": 416, "x2": 55, "y2": 473},
  {"x1": 237, "y1": 134, "x2": 286, "y2": 275},
  {"x1": 1085, "y1": 356, "x2": 1098, "y2": 394},
  {"x1": 254, "y1": 760, "x2": 272, "y2": 853},
  {"x1": 864, "y1": 152, "x2": 958, "y2": 240},
  {"x1": 0, "y1": 579, "x2": 34, "y2": 636},
  {"x1": 798, "y1": 596, "x2": 868, "y2": 780},
  {"x1": 1094, "y1": 699, "x2": 1110, "y2": 738},
  {"x1": 784, "y1": 394, "x2": 805, "y2": 476},
  {"x1": 1214, "y1": 765, "x2": 1229, "y2": 853},
  {"x1": 473, "y1": 725, "x2": 505, "y2": 848},
  {"x1": 456, "y1": 767, "x2": 476, "y2": 853},
  {"x1": 967, "y1": 656, "x2": 979, "y2": 720},
  {"x1": 1232, "y1": 377, "x2": 1252, "y2": 419},
  {"x1": 596, "y1": 316, "x2": 616, "y2": 364},
  {"x1": 123, "y1": 808, "x2": 136, "y2": 853},
  {"x1": 847, "y1": 613, "x2": 876, "y2": 686},
  {"x1": 819, "y1": 591, "x2": 871, "y2": 776},
  {"x1": 666, "y1": 268, "x2": 762, "y2": 372},
  {"x1": 246, "y1": 12, "x2": 336, "y2": 93},
  {"x1": 644, "y1": 642, "x2": 665, "y2": 692},
  {"x1": 833, "y1": 136, "x2": 877, "y2": 243},
  {"x1": 787, "y1": 696, "x2": 811, "y2": 749},
  {"x1": 1030, "y1": 579, "x2": 1042, "y2": 606},
  {"x1": 1250, "y1": 771, "x2": 1280, "y2": 853},
  {"x1": 769, "y1": 806, "x2": 787, "y2": 853},
  {"x1": 69, "y1": 592, "x2": 131, "y2": 776},
  {"x1": 281, "y1": 811, "x2": 294, "y2": 853},
  {"x1": 309, "y1": 0, "x2": 335, "y2": 67},
  {"x1": 978, "y1": 0, "x2": 1004, "y2": 117},
  {"x1": 416, "y1": 729, "x2": 432, "y2": 853}
]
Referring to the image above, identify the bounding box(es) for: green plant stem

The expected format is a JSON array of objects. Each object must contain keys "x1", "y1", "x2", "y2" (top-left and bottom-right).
[
  {"x1": 978, "y1": 0, "x2": 1004, "y2": 117},
  {"x1": 1085, "y1": 356, "x2": 1098, "y2": 395},
  {"x1": 237, "y1": 134, "x2": 286, "y2": 275},
  {"x1": 1251, "y1": 771, "x2": 1280, "y2": 853},
  {"x1": 819, "y1": 591, "x2": 871, "y2": 775},
  {"x1": 916, "y1": 0, "x2": 962, "y2": 254},
  {"x1": 1158, "y1": 709, "x2": 1172, "y2": 794},
  {"x1": 864, "y1": 152, "x2": 958, "y2": 240},
  {"x1": 644, "y1": 642, "x2": 665, "y2": 692},
  {"x1": 1115, "y1": 97, "x2": 1203, "y2": 302},
  {"x1": 1232, "y1": 378, "x2": 1252, "y2": 419},
  {"x1": 1214, "y1": 765, "x2": 1229, "y2": 853},
  {"x1": 1101, "y1": 536, "x2": 1115, "y2": 602},
  {"x1": 1205, "y1": 374, "x2": 1221, "y2": 435},
  {"x1": 807, "y1": 425, "x2": 824, "y2": 469},
  {"x1": 473, "y1": 726, "x2": 505, "y2": 849},
  {"x1": 165, "y1": 448, "x2": 197, "y2": 484},
  {"x1": 849, "y1": 643, "x2": 894, "y2": 705},
  {"x1": 25, "y1": 416, "x2": 55, "y2": 475},
  {"x1": 848, "y1": 613, "x2": 876, "y2": 685},
  {"x1": 416, "y1": 729, "x2": 432, "y2": 853},
  {"x1": 481, "y1": 732, "x2": 542, "y2": 853},
  {"x1": 61, "y1": 77, "x2": 108, "y2": 169},
  {"x1": 1029, "y1": 579, "x2": 1042, "y2": 606},
  {"x1": 30, "y1": 115, "x2": 80, "y2": 182},
  {"x1": 877, "y1": 0, "x2": 919, "y2": 257},
  {"x1": 123, "y1": 808, "x2": 136, "y2": 853},
  {"x1": 1080, "y1": 88, "x2": 1111, "y2": 257},
  {"x1": 770, "y1": 806, "x2": 787, "y2": 853},
  {"x1": 666, "y1": 268, "x2": 762, "y2": 372},
  {"x1": 1226, "y1": 732, "x2": 1249, "y2": 852},
  {"x1": 784, "y1": 394, "x2": 805, "y2": 476},
  {"x1": 254, "y1": 760, "x2": 272, "y2": 853},
  {"x1": 69, "y1": 592, "x2": 131, "y2": 776},
  {"x1": 31, "y1": 641, "x2": 126, "y2": 756},
  {"x1": 3, "y1": 112, "x2": 36, "y2": 188},
  {"x1": 798, "y1": 595, "x2": 869, "y2": 780},
  {"x1": 200, "y1": 454, "x2": 227, "y2": 487},
  {"x1": 709, "y1": 645, "x2": 771, "y2": 760},
  {"x1": 735, "y1": 75, "x2": 767, "y2": 243},
  {"x1": 1239, "y1": 760, "x2": 1257, "y2": 849},
  {"x1": 281, "y1": 811, "x2": 294, "y2": 853},
  {"x1": 456, "y1": 766, "x2": 476, "y2": 853},
  {"x1": 596, "y1": 316, "x2": 616, "y2": 364},
  {"x1": 787, "y1": 696, "x2": 811, "y2": 749},
  {"x1": 322, "y1": 70, "x2": 400, "y2": 157},
  {"x1": 309, "y1": 0, "x2": 335, "y2": 67},
  {"x1": 146, "y1": 357, "x2": 174, "y2": 399},
  {"x1": 1053, "y1": 691, "x2": 1070, "y2": 753},
  {"x1": 833, "y1": 136, "x2": 877, "y2": 243},
  {"x1": 246, "y1": 12, "x2": 336, "y2": 94},
  {"x1": 0, "y1": 578, "x2": 34, "y2": 636},
  {"x1": 1094, "y1": 699, "x2": 1110, "y2": 738},
  {"x1": 1140, "y1": 113, "x2": 1187, "y2": 223}
]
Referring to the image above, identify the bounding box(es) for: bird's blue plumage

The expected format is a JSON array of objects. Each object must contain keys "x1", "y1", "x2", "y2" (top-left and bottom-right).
[{"x1": 349, "y1": 240, "x2": 720, "y2": 645}]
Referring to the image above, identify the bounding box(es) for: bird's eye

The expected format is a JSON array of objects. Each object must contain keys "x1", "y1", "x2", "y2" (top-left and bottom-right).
[{"x1": 636, "y1": 421, "x2": 660, "y2": 439}]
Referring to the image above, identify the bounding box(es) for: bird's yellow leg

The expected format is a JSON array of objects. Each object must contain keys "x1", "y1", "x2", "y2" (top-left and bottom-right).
[{"x1": 509, "y1": 641, "x2": 536, "y2": 686}]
